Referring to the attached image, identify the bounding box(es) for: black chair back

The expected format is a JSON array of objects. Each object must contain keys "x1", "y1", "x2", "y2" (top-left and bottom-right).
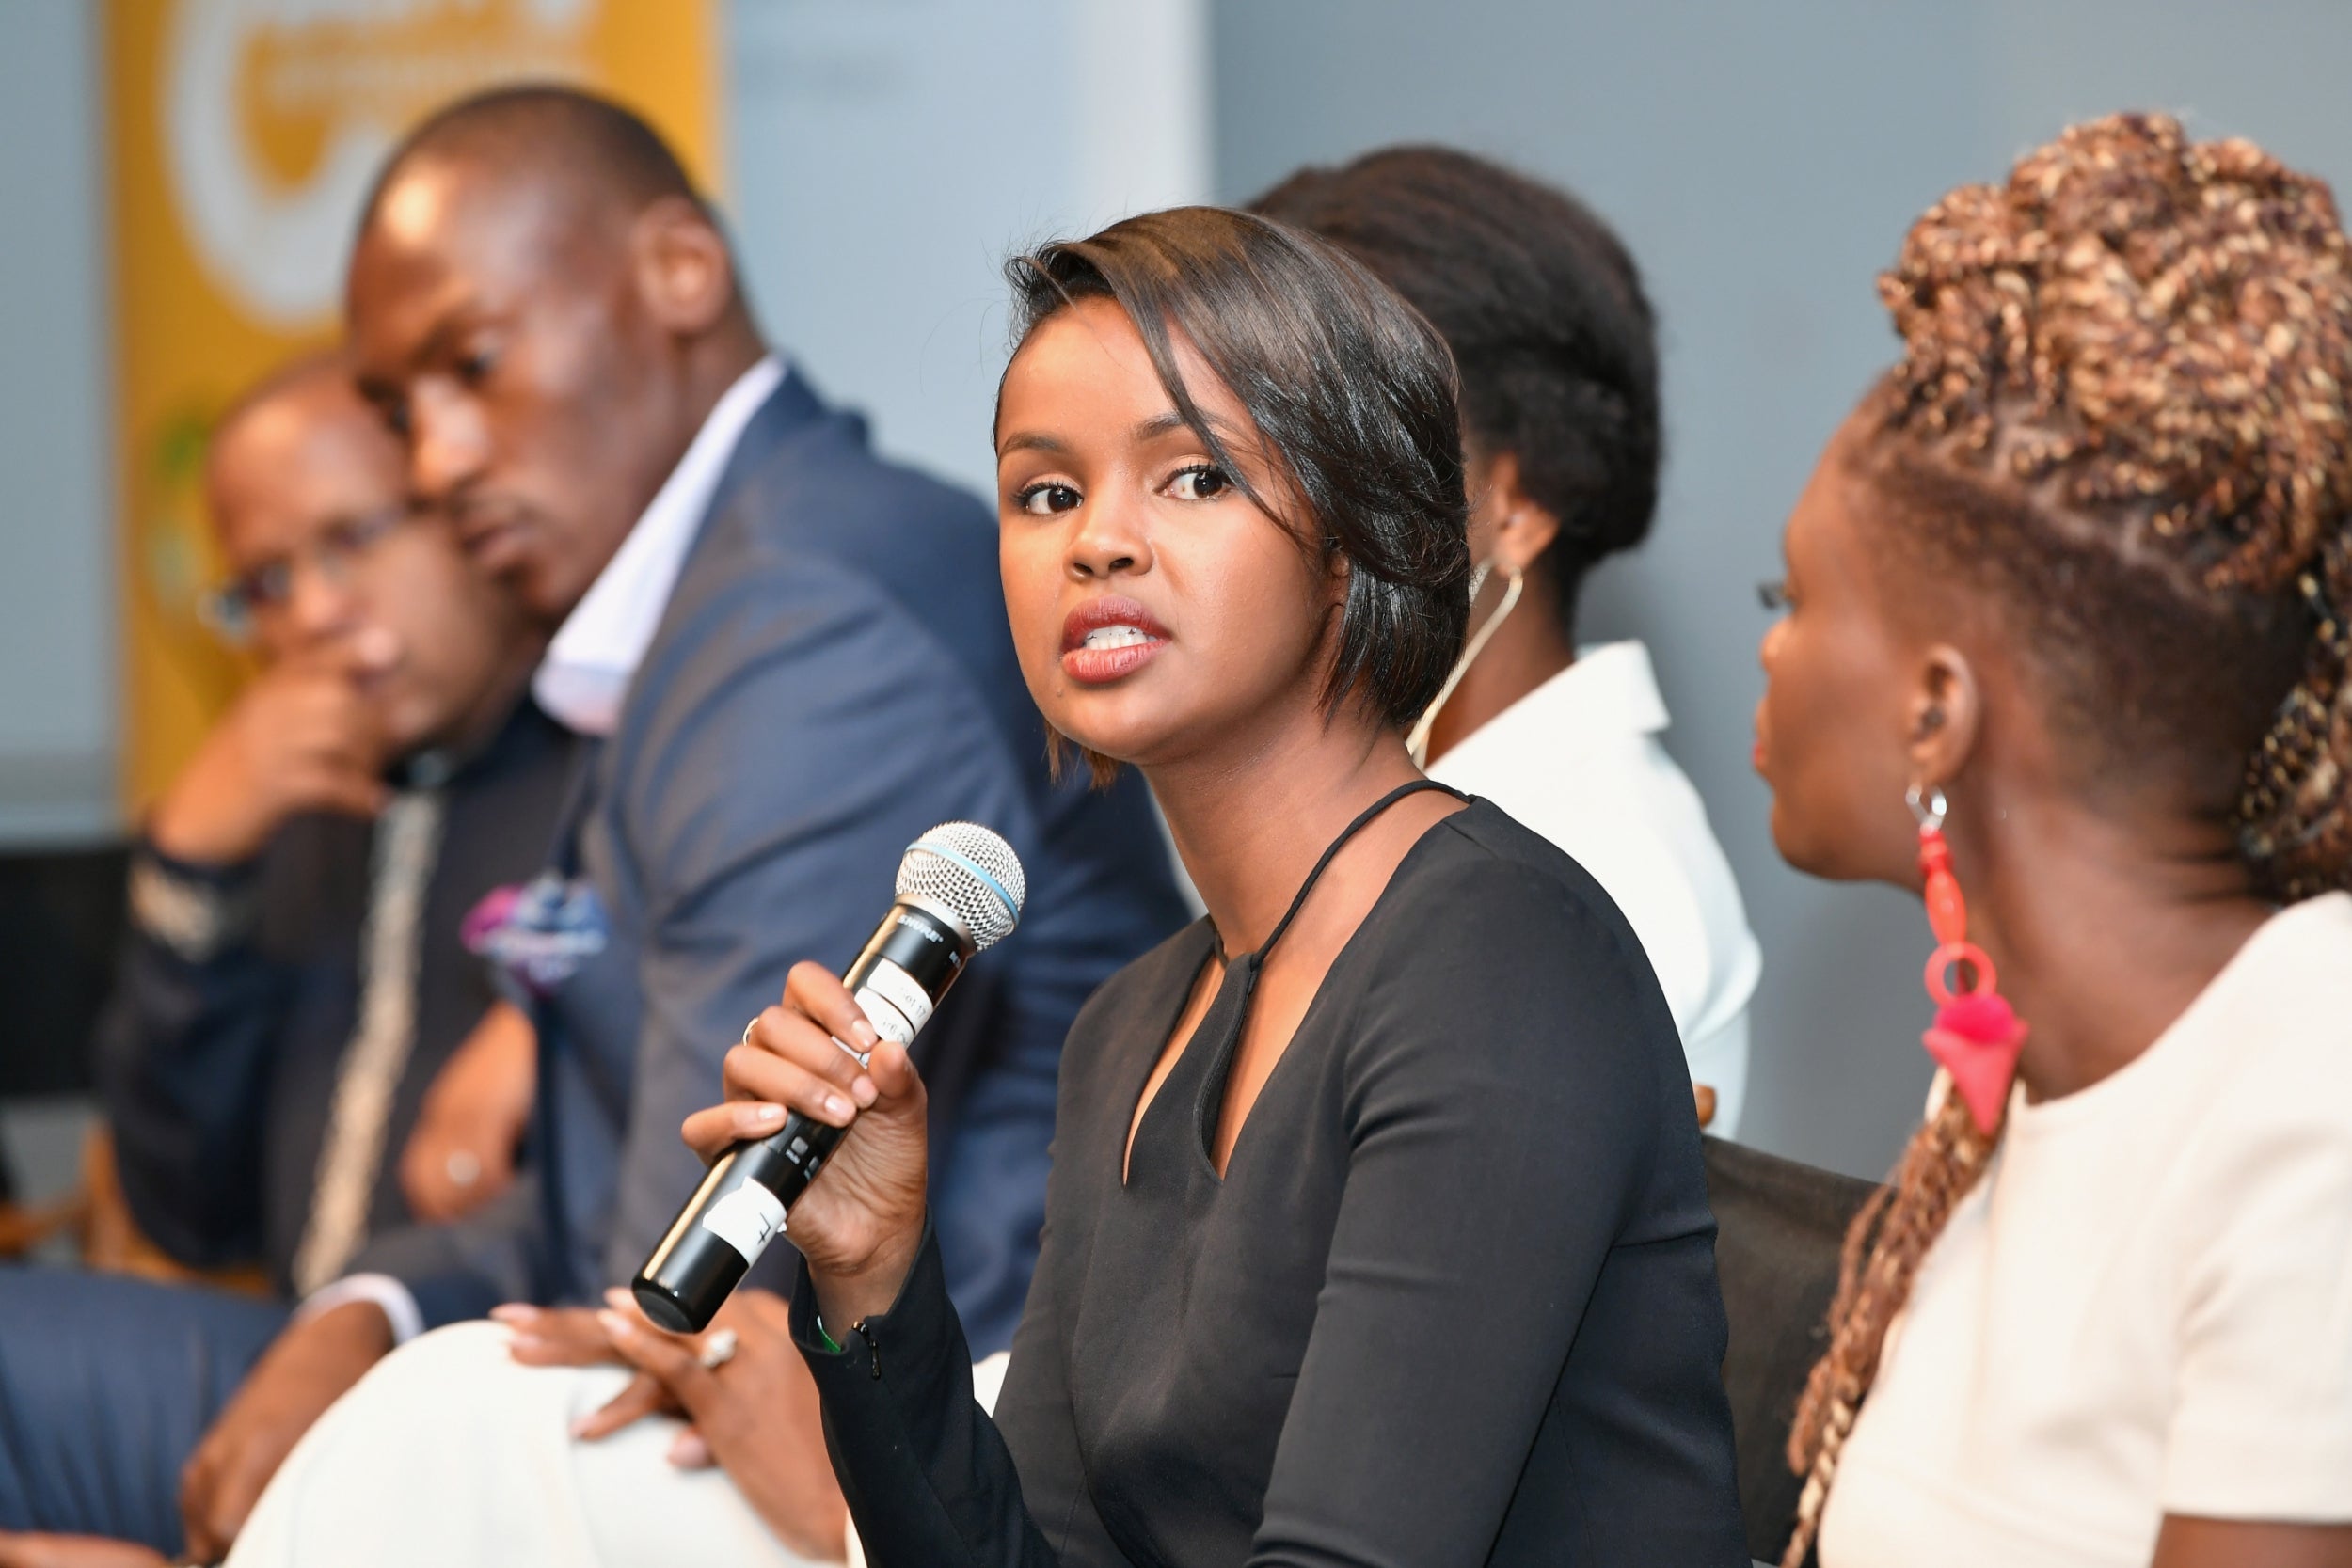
[
  {"x1": 1703, "y1": 1134, "x2": 1879, "y2": 1567},
  {"x1": 0, "y1": 843, "x2": 129, "y2": 1197}
]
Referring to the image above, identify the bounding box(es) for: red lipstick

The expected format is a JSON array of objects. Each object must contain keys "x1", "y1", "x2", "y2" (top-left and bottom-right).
[{"x1": 1059, "y1": 595, "x2": 1171, "y2": 685}]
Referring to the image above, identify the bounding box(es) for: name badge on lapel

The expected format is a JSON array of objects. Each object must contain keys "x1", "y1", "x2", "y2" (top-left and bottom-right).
[{"x1": 464, "y1": 872, "x2": 611, "y2": 999}]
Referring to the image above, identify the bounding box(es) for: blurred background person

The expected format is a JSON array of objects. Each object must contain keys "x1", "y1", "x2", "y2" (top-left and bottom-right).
[
  {"x1": 1760, "y1": 114, "x2": 2352, "y2": 1567},
  {"x1": 1253, "y1": 147, "x2": 1762, "y2": 1134},
  {"x1": 166, "y1": 87, "x2": 1185, "y2": 1564},
  {"x1": 0, "y1": 351, "x2": 572, "y2": 1561}
]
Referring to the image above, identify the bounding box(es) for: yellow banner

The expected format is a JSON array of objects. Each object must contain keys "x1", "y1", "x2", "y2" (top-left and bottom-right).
[{"x1": 107, "y1": 0, "x2": 720, "y2": 812}]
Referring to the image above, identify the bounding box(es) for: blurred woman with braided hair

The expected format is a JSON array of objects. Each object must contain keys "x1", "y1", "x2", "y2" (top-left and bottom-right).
[{"x1": 1756, "y1": 113, "x2": 2352, "y2": 1568}]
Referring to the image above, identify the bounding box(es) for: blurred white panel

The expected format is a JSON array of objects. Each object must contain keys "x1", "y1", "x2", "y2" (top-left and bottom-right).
[
  {"x1": 1071, "y1": 0, "x2": 1213, "y2": 231},
  {"x1": 724, "y1": 0, "x2": 1210, "y2": 499}
]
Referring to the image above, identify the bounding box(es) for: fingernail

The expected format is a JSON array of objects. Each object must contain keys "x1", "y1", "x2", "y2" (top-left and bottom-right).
[
  {"x1": 751, "y1": 1103, "x2": 785, "y2": 1126},
  {"x1": 596, "y1": 1308, "x2": 632, "y2": 1339},
  {"x1": 667, "y1": 1429, "x2": 712, "y2": 1467},
  {"x1": 824, "y1": 1093, "x2": 852, "y2": 1119},
  {"x1": 489, "y1": 1304, "x2": 537, "y2": 1323},
  {"x1": 568, "y1": 1414, "x2": 596, "y2": 1439},
  {"x1": 851, "y1": 1019, "x2": 880, "y2": 1047},
  {"x1": 603, "y1": 1287, "x2": 635, "y2": 1311},
  {"x1": 850, "y1": 1077, "x2": 877, "y2": 1107}
]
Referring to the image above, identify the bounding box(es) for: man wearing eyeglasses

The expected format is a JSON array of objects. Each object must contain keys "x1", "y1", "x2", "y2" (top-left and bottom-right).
[{"x1": 0, "y1": 353, "x2": 574, "y2": 1565}]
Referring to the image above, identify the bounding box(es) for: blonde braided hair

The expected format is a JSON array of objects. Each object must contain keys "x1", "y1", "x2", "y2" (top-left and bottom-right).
[{"x1": 1780, "y1": 111, "x2": 2352, "y2": 1566}]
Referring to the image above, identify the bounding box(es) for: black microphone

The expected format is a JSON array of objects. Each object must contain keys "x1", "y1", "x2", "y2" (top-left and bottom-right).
[{"x1": 632, "y1": 822, "x2": 1025, "y2": 1333}]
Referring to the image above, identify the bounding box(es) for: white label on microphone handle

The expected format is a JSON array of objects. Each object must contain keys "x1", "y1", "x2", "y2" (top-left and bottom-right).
[
  {"x1": 701, "y1": 1179, "x2": 787, "y2": 1266},
  {"x1": 859, "y1": 958, "x2": 934, "y2": 1036},
  {"x1": 850, "y1": 989, "x2": 913, "y2": 1052}
]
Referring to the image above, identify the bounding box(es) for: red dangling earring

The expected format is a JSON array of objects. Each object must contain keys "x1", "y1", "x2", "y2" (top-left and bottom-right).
[{"x1": 1910, "y1": 784, "x2": 2027, "y2": 1134}]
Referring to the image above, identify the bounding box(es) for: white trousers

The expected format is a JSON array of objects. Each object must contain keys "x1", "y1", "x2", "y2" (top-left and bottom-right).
[
  {"x1": 225, "y1": 1322, "x2": 825, "y2": 1567},
  {"x1": 225, "y1": 1322, "x2": 1014, "y2": 1568}
]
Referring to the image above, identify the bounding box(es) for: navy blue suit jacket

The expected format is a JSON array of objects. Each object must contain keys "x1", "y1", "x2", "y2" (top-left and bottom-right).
[{"x1": 355, "y1": 370, "x2": 1185, "y2": 1354}]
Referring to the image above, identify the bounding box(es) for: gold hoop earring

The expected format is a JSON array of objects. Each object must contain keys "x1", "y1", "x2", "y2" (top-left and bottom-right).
[{"x1": 1406, "y1": 564, "x2": 1524, "y2": 768}]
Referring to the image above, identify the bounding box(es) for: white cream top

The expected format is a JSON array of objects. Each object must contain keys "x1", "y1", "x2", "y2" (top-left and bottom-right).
[{"x1": 1822, "y1": 892, "x2": 2352, "y2": 1567}]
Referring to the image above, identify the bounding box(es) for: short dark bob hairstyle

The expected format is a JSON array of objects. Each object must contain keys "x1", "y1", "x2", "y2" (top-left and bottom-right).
[{"x1": 1002, "y1": 206, "x2": 1471, "y2": 731}]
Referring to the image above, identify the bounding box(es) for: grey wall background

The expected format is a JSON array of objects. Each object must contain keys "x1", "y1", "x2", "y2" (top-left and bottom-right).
[
  {"x1": 10, "y1": 1, "x2": 2352, "y2": 1183},
  {"x1": 1212, "y1": 0, "x2": 2352, "y2": 1178},
  {"x1": 0, "y1": 2, "x2": 114, "y2": 846}
]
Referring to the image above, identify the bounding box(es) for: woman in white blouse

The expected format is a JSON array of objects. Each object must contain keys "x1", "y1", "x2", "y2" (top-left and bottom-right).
[
  {"x1": 1756, "y1": 113, "x2": 2352, "y2": 1568},
  {"x1": 1256, "y1": 148, "x2": 1761, "y2": 1132}
]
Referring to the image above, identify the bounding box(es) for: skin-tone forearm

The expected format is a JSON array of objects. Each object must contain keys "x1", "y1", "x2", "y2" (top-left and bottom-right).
[
  {"x1": 0, "y1": 1534, "x2": 167, "y2": 1568},
  {"x1": 2152, "y1": 1516, "x2": 2352, "y2": 1568},
  {"x1": 178, "y1": 1300, "x2": 392, "y2": 1561}
]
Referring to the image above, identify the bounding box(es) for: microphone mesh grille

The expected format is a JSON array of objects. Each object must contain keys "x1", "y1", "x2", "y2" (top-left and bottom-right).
[{"x1": 897, "y1": 822, "x2": 1025, "y2": 950}]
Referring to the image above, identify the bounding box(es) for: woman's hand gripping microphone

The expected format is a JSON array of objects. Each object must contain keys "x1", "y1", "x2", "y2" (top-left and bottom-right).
[{"x1": 680, "y1": 959, "x2": 933, "y2": 1331}]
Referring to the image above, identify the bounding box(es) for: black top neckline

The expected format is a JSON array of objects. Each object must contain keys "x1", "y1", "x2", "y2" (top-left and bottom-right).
[
  {"x1": 1123, "y1": 783, "x2": 1469, "y2": 1191},
  {"x1": 790, "y1": 789, "x2": 1749, "y2": 1566}
]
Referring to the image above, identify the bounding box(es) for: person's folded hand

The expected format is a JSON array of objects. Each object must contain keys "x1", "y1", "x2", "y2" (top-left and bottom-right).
[
  {"x1": 148, "y1": 638, "x2": 395, "y2": 867},
  {"x1": 400, "y1": 1001, "x2": 535, "y2": 1222},
  {"x1": 593, "y1": 1288, "x2": 848, "y2": 1562},
  {"x1": 490, "y1": 1302, "x2": 623, "y2": 1368},
  {"x1": 491, "y1": 1300, "x2": 687, "y2": 1446}
]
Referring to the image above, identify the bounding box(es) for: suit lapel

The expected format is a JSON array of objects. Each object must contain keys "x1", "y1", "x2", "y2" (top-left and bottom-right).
[{"x1": 524, "y1": 370, "x2": 829, "y2": 1304}]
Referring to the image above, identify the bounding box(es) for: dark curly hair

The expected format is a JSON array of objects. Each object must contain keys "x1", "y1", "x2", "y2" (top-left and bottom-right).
[
  {"x1": 1002, "y1": 207, "x2": 1471, "y2": 737},
  {"x1": 1250, "y1": 146, "x2": 1660, "y2": 639},
  {"x1": 1783, "y1": 111, "x2": 2352, "y2": 1568}
]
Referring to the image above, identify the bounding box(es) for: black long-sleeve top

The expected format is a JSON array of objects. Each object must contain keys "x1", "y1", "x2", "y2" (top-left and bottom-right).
[{"x1": 794, "y1": 799, "x2": 1746, "y2": 1566}]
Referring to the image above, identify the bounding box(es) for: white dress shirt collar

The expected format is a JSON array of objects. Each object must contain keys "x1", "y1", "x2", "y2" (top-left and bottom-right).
[
  {"x1": 532, "y1": 355, "x2": 786, "y2": 736},
  {"x1": 1449, "y1": 639, "x2": 1672, "y2": 764}
]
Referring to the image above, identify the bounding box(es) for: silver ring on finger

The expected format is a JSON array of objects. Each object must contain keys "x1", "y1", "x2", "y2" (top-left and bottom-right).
[
  {"x1": 740, "y1": 1015, "x2": 761, "y2": 1048},
  {"x1": 698, "y1": 1327, "x2": 739, "y2": 1370}
]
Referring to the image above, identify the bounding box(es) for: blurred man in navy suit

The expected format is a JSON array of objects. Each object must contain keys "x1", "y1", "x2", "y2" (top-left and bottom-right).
[
  {"x1": 0, "y1": 353, "x2": 574, "y2": 1562},
  {"x1": 150, "y1": 86, "x2": 1183, "y2": 1562}
]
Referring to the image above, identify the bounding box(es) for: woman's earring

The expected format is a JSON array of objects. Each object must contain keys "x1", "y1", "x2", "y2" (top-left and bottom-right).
[
  {"x1": 1909, "y1": 783, "x2": 2027, "y2": 1134},
  {"x1": 1406, "y1": 562, "x2": 1524, "y2": 768}
]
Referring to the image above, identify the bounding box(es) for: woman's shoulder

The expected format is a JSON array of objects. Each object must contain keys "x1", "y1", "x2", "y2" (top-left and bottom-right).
[
  {"x1": 1331, "y1": 800, "x2": 1695, "y2": 1188},
  {"x1": 2141, "y1": 895, "x2": 2352, "y2": 1261},
  {"x1": 2180, "y1": 893, "x2": 2352, "y2": 1137},
  {"x1": 1384, "y1": 798, "x2": 1655, "y2": 958},
  {"x1": 1351, "y1": 799, "x2": 1674, "y2": 1037}
]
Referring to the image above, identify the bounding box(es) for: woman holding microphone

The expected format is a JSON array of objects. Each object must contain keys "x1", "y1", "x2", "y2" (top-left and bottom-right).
[
  {"x1": 223, "y1": 206, "x2": 1741, "y2": 1566},
  {"x1": 688, "y1": 206, "x2": 1744, "y2": 1566}
]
